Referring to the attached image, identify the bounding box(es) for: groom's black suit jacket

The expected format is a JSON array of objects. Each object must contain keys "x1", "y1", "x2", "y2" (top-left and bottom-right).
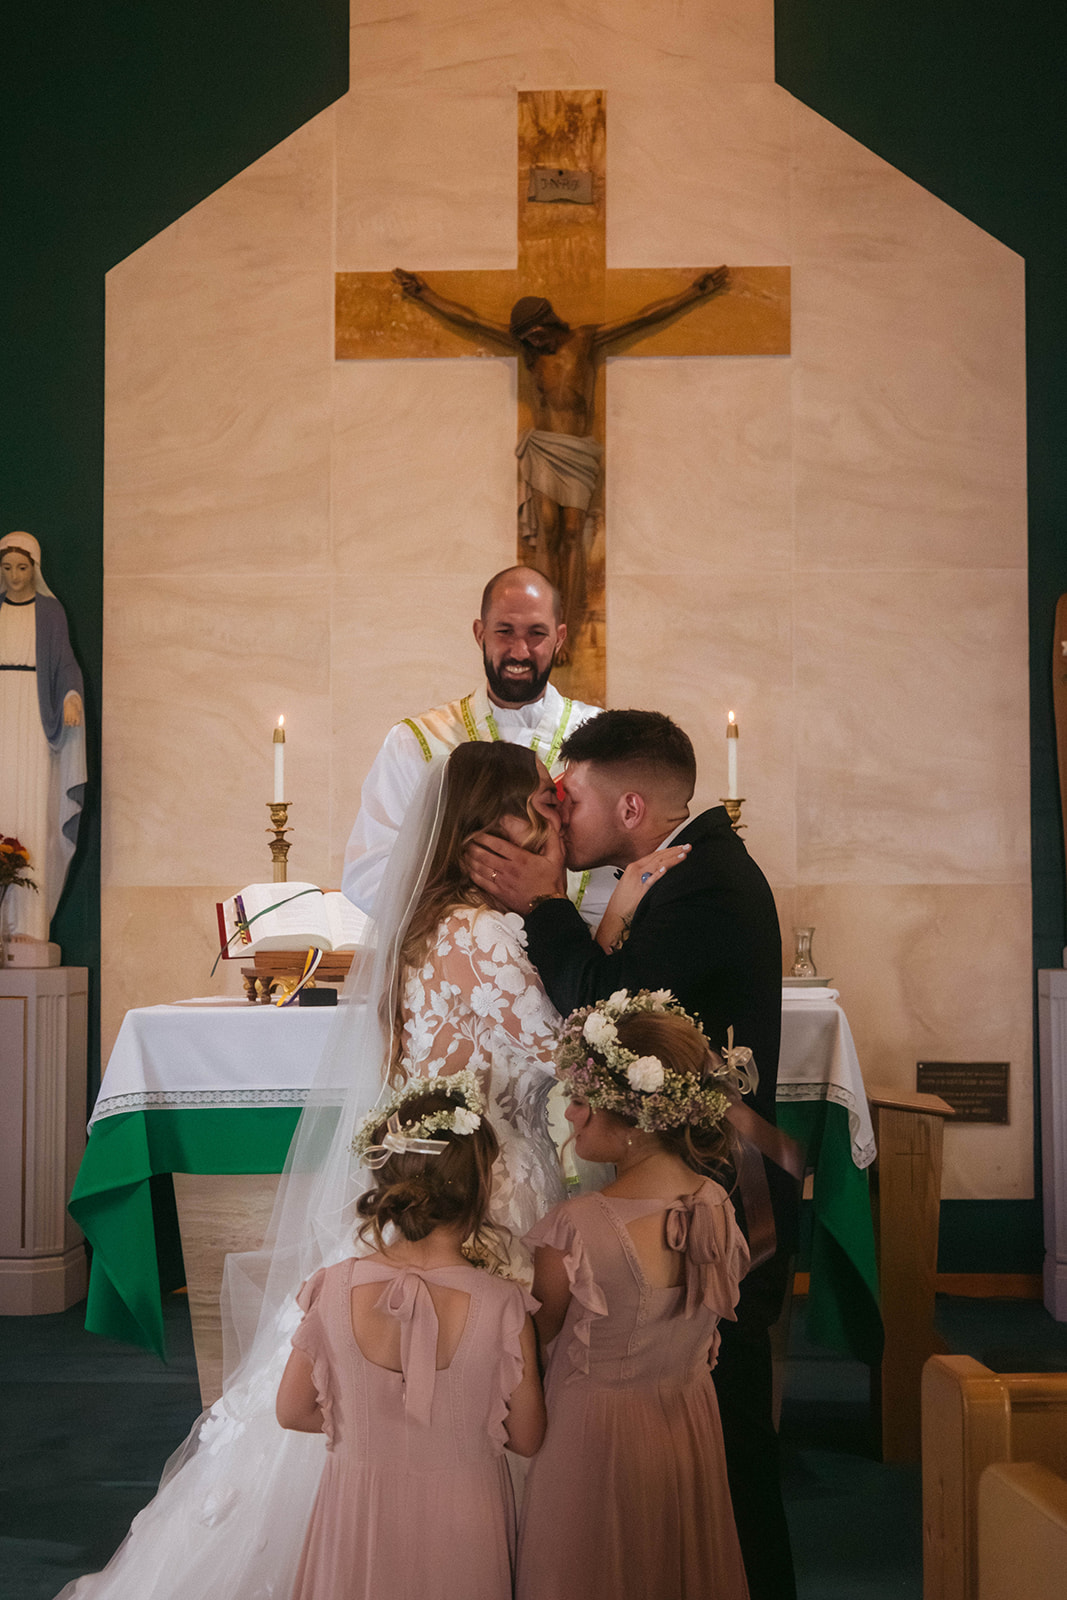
[
  {"x1": 524, "y1": 805, "x2": 796, "y2": 1321},
  {"x1": 525, "y1": 806, "x2": 781, "y2": 1122}
]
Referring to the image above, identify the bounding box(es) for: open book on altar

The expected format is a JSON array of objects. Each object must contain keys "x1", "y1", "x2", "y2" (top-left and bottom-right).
[{"x1": 216, "y1": 882, "x2": 371, "y2": 957}]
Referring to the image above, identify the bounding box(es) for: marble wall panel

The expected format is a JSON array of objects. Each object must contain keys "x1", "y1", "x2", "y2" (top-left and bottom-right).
[
  {"x1": 328, "y1": 566, "x2": 516, "y2": 883},
  {"x1": 348, "y1": 0, "x2": 422, "y2": 90},
  {"x1": 793, "y1": 882, "x2": 1033, "y2": 1200},
  {"x1": 608, "y1": 573, "x2": 796, "y2": 887},
  {"x1": 103, "y1": 576, "x2": 333, "y2": 890},
  {"x1": 607, "y1": 83, "x2": 791, "y2": 267},
  {"x1": 607, "y1": 356, "x2": 793, "y2": 575},
  {"x1": 791, "y1": 256, "x2": 1027, "y2": 572},
  {"x1": 794, "y1": 570, "x2": 1030, "y2": 884},
  {"x1": 100, "y1": 888, "x2": 245, "y2": 1066},
  {"x1": 331, "y1": 358, "x2": 518, "y2": 570},
  {"x1": 351, "y1": 0, "x2": 772, "y2": 95},
  {"x1": 335, "y1": 89, "x2": 517, "y2": 269},
  {"x1": 771, "y1": 886, "x2": 798, "y2": 947},
  {"x1": 105, "y1": 112, "x2": 336, "y2": 577},
  {"x1": 340, "y1": 9, "x2": 776, "y2": 265}
]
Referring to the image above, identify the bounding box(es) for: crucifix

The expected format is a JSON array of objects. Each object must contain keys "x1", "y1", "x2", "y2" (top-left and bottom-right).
[{"x1": 336, "y1": 90, "x2": 790, "y2": 705}]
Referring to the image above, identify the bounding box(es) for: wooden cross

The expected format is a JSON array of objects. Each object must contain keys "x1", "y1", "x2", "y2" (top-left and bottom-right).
[{"x1": 336, "y1": 90, "x2": 790, "y2": 706}]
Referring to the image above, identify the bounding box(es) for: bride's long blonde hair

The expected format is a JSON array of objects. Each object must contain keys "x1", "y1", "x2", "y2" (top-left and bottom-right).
[{"x1": 390, "y1": 742, "x2": 554, "y2": 1083}]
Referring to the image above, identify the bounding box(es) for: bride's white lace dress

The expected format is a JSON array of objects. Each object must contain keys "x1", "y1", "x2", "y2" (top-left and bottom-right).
[
  {"x1": 58, "y1": 904, "x2": 563, "y2": 1600},
  {"x1": 400, "y1": 905, "x2": 566, "y2": 1254}
]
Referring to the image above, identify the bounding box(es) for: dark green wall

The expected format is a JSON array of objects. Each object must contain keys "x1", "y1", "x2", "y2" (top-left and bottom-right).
[
  {"x1": 776, "y1": 0, "x2": 1066, "y2": 1273},
  {"x1": 5, "y1": 3, "x2": 349, "y2": 1094}
]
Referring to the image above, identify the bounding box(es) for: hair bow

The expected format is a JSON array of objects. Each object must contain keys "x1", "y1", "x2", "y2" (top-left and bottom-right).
[
  {"x1": 362, "y1": 1112, "x2": 449, "y2": 1169},
  {"x1": 717, "y1": 1026, "x2": 759, "y2": 1097}
]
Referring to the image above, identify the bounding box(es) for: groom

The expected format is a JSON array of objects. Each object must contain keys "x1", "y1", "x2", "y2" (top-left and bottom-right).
[{"x1": 467, "y1": 709, "x2": 797, "y2": 1600}]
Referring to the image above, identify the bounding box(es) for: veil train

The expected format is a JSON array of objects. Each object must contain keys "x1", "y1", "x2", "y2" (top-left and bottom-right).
[{"x1": 58, "y1": 762, "x2": 451, "y2": 1600}]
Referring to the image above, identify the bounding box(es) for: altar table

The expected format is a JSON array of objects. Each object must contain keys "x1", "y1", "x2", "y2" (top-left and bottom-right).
[{"x1": 70, "y1": 991, "x2": 881, "y2": 1364}]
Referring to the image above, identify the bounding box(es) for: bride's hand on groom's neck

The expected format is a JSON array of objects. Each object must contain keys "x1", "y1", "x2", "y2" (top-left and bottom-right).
[{"x1": 465, "y1": 827, "x2": 567, "y2": 914}]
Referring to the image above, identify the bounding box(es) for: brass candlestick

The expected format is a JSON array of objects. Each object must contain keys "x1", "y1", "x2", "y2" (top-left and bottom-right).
[
  {"x1": 720, "y1": 796, "x2": 746, "y2": 832},
  {"x1": 267, "y1": 801, "x2": 292, "y2": 881}
]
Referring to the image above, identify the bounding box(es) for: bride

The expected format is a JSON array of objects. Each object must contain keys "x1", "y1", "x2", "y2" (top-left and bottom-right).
[
  {"x1": 61, "y1": 741, "x2": 678, "y2": 1599},
  {"x1": 390, "y1": 738, "x2": 570, "y2": 1264}
]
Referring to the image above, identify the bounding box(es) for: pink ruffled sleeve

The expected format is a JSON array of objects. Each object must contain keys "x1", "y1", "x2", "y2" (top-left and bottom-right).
[
  {"x1": 489, "y1": 1278, "x2": 540, "y2": 1452},
  {"x1": 291, "y1": 1267, "x2": 336, "y2": 1447},
  {"x1": 525, "y1": 1202, "x2": 608, "y2": 1379}
]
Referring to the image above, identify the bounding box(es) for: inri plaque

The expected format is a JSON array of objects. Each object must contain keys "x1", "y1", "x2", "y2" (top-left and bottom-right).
[{"x1": 527, "y1": 166, "x2": 594, "y2": 204}]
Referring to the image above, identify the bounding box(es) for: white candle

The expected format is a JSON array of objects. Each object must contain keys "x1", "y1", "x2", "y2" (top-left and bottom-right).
[
  {"x1": 726, "y1": 711, "x2": 739, "y2": 799},
  {"x1": 273, "y1": 716, "x2": 286, "y2": 801}
]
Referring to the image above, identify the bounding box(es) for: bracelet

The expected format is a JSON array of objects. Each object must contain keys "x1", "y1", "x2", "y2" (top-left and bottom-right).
[{"x1": 528, "y1": 892, "x2": 568, "y2": 912}]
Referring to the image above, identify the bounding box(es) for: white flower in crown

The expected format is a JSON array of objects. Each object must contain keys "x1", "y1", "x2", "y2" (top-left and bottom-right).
[
  {"x1": 626, "y1": 1055, "x2": 665, "y2": 1092},
  {"x1": 648, "y1": 989, "x2": 672, "y2": 1010},
  {"x1": 583, "y1": 1011, "x2": 618, "y2": 1047},
  {"x1": 452, "y1": 1107, "x2": 482, "y2": 1135},
  {"x1": 604, "y1": 989, "x2": 630, "y2": 1015}
]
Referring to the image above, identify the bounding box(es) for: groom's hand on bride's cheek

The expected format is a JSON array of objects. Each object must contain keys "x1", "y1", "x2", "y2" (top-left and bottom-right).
[{"x1": 466, "y1": 832, "x2": 567, "y2": 913}]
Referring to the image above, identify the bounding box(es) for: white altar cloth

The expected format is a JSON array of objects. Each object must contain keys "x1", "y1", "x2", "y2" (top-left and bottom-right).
[
  {"x1": 779, "y1": 988, "x2": 876, "y2": 1168},
  {"x1": 92, "y1": 988, "x2": 875, "y2": 1169}
]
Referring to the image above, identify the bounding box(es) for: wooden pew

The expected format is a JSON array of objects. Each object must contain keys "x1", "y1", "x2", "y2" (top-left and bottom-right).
[
  {"x1": 978, "y1": 1462, "x2": 1067, "y2": 1600},
  {"x1": 867, "y1": 1085, "x2": 954, "y2": 1461},
  {"x1": 922, "y1": 1353, "x2": 1067, "y2": 1600}
]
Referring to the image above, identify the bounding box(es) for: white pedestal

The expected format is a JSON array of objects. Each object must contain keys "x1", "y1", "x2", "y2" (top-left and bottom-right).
[
  {"x1": 1039, "y1": 969, "x2": 1067, "y2": 1322},
  {"x1": 0, "y1": 967, "x2": 89, "y2": 1313}
]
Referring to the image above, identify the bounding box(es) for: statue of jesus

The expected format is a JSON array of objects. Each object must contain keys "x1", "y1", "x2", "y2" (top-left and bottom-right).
[{"x1": 392, "y1": 266, "x2": 730, "y2": 653}]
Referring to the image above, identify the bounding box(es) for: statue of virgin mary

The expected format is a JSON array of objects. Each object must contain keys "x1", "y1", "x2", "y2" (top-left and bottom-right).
[{"x1": 0, "y1": 531, "x2": 87, "y2": 950}]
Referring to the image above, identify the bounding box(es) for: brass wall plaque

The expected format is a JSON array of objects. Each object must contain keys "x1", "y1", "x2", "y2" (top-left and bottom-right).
[
  {"x1": 527, "y1": 166, "x2": 594, "y2": 203},
  {"x1": 916, "y1": 1061, "x2": 1009, "y2": 1123}
]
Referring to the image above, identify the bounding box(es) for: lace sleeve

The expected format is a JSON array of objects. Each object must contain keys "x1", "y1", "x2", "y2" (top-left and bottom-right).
[{"x1": 400, "y1": 908, "x2": 560, "y2": 1078}]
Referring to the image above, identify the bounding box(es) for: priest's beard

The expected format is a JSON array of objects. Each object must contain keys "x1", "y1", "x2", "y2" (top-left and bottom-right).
[{"x1": 482, "y1": 646, "x2": 555, "y2": 705}]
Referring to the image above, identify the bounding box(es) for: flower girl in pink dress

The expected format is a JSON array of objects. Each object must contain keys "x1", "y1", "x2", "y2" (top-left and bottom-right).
[
  {"x1": 277, "y1": 1074, "x2": 545, "y2": 1600},
  {"x1": 517, "y1": 993, "x2": 753, "y2": 1600}
]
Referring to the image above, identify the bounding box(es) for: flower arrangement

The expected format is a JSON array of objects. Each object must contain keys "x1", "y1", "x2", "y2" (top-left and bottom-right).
[
  {"x1": 554, "y1": 988, "x2": 757, "y2": 1134},
  {"x1": 350, "y1": 1068, "x2": 486, "y2": 1168},
  {"x1": 0, "y1": 836, "x2": 37, "y2": 893}
]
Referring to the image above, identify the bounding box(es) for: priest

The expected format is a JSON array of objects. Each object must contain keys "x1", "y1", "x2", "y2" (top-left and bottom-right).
[{"x1": 342, "y1": 564, "x2": 614, "y2": 925}]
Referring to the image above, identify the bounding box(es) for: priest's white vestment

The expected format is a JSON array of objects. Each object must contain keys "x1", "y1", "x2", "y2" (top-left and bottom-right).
[{"x1": 342, "y1": 682, "x2": 614, "y2": 926}]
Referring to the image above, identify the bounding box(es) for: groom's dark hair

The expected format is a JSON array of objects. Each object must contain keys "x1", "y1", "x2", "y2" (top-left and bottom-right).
[{"x1": 561, "y1": 710, "x2": 697, "y2": 798}]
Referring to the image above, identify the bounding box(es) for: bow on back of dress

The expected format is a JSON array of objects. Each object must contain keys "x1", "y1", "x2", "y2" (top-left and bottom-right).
[
  {"x1": 664, "y1": 1194, "x2": 726, "y2": 1318},
  {"x1": 375, "y1": 1267, "x2": 449, "y2": 1427}
]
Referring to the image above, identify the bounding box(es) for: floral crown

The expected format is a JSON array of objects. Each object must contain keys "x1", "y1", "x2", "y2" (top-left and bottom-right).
[
  {"x1": 554, "y1": 989, "x2": 757, "y2": 1134},
  {"x1": 350, "y1": 1069, "x2": 486, "y2": 1169}
]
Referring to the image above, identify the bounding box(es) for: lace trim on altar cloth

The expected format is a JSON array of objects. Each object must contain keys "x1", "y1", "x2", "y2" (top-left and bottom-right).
[
  {"x1": 774, "y1": 1081, "x2": 877, "y2": 1170},
  {"x1": 89, "y1": 1086, "x2": 311, "y2": 1126}
]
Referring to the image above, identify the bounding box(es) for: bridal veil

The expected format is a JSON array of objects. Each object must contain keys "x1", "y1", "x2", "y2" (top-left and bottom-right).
[{"x1": 59, "y1": 760, "x2": 451, "y2": 1600}]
